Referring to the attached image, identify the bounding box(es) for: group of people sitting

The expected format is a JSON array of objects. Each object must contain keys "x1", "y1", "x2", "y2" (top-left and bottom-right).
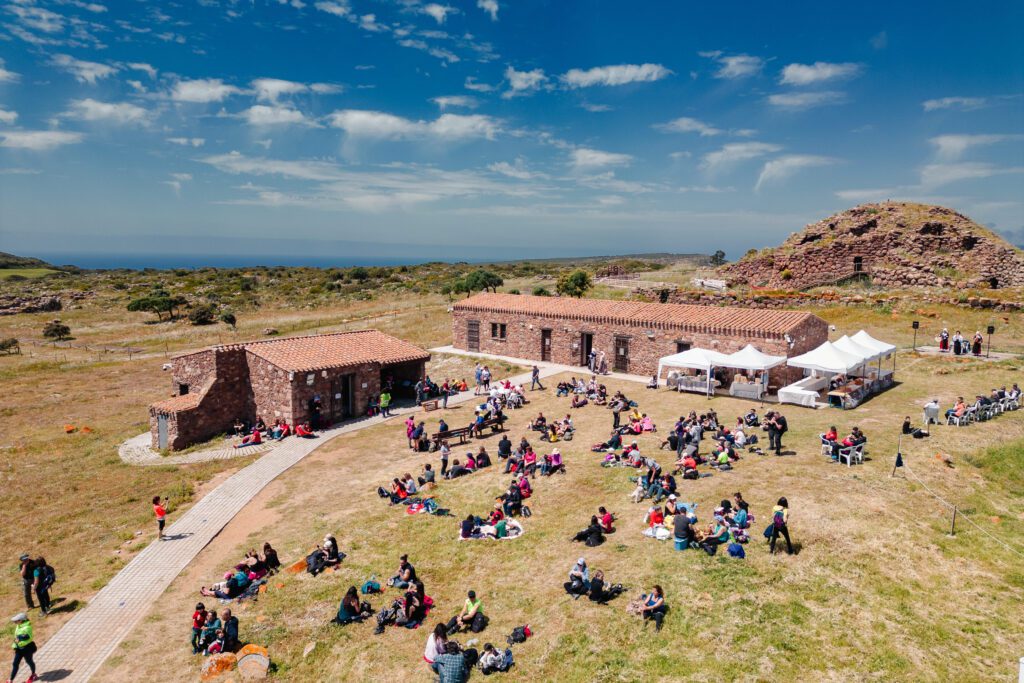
[
  {"x1": 940, "y1": 385, "x2": 1021, "y2": 424},
  {"x1": 821, "y1": 425, "x2": 867, "y2": 459},
  {"x1": 190, "y1": 603, "x2": 239, "y2": 656},
  {"x1": 496, "y1": 435, "x2": 566, "y2": 477},
  {"x1": 233, "y1": 415, "x2": 315, "y2": 448},
  {"x1": 199, "y1": 543, "x2": 280, "y2": 600},
  {"x1": 528, "y1": 412, "x2": 576, "y2": 442},
  {"x1": 650, "y1": 493, "x2": 752, "y2": 555},
  {"x1": 305, "y1": 535, "x2": 344, "y2": 576},
  {"x1": 571, "y1": 506, "x2": 616, "y2": 547},
  {"x1": 563, "y1": 557, "x2": 626, "y2": 605},
  {"x1": 937, "y1": 328, "x2": 984, "y2": 356},
  {"x1": 556, "y1": 376, "x2": 609, "y2": 406}
]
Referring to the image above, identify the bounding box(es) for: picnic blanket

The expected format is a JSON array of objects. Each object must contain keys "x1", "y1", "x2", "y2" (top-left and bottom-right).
[{"x1": 458, "y1": 520, "x2": 524, "y2": 541}]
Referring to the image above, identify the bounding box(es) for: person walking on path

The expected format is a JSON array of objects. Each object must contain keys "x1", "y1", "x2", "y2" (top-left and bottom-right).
[
  {"x1": 153, "y1": 495, "x2": 168, "y2": 540},
  {"x1": 31, "y1": 559, "x2": 52, "y2": 616},
  {"x1": 531, "y1": 365, "x2": 544, "y2": 391},
  {"x1": 380, "y1": 389, "x2": 392, "y2": 417},
  {"x1": 8, "y1": 612, "x2": 38, "y2": 683},
  {"x1": 768, "y1": 497, "x2": 793, "y2": 555},
  {"x1": 18, "y1": 556, "x2": 34, "y2": 611}
]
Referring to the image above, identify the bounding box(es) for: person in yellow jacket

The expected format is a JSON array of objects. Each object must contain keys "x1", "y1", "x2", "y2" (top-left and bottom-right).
[{"x1": 7, "y1": 612, "x2": 37, "y2": 683}]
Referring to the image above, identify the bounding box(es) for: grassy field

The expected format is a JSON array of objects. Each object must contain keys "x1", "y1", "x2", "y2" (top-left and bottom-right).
[
  {"x1": 0, "y1": 267, "x2": 63, "y2": 280},
  {"x1": 0, "y1": 264, "x2": 1021, "y2": 681}
]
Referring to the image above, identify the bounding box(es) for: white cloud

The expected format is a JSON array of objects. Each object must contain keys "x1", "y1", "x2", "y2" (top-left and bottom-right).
[
  {"x1": 49, "y1": 54, "x2": 117, "y2": 84},
  {"x1": 164, "y1": 172, "x2": 192, "y2": 196},
  {"x1": 464, "y1": 76, "x2": 495, "y2": 92},
  {"x1": 127, "y1": 62, "x2": 157, "y2": 79},
  {"x1": 779, "y1": 62, "x2": 861, "y2": 86},
  {"x1": 922, "y1": 96, "x2": 987, "y2": 112},
  {"x1": 359, "y1": 14, "x2": 386, "y2": 32},
  {"x1": 252, "y1": 78, "x2": 308, "y2": 102},
  {"x1": 569, "y1": 147, "x2": 632, "y2": 170},
  {"x1": 0, "y1": 108, "x2": 16, "y2": 124},
  {"x1": 477, "y1": 0, "x2": 498, "y2": 20},
  {"x1": 421, "y1": 3, "x2": 454, "y2": 24},
  {"x1": 560, "y1": 63, "x2": 672, "y2": 88},
  {"x1": 755, "y1": 154, "x2": 835, "y2": 191},
  {"x1": 314, "y1": 1, "x2": 349, "y2": 17},
  {"x1": 0, "y1": 130, "x2": 84, "y2": 151},
  {"x1": 930, "y1": 134, "x2": 1024, "y2": 161},
  {"x1": 7, "y1": 4, "x2": 64, "y2": 33},
  {"x1": 310, "y1": 83, "x2": 343, "y2": 94},
  {"x1": 669, "y1": 151, "x2": 691, "y2": 160},
  {"x1": 920, "y1": 162, "x2": 1024, "y2": 188},
  {"x1": 432, "y1": 95, "x2": 478, "y2": 110},
  {"x1": 328, "y1": 109, "x2": 500, "y2": 140},
  {"x1": 397, "y1": 39, "x2": 460, "y2": 64},
  {"x1": 699, "y1": 51, "x2": 764, "y2": 79},
  {"x1": 655, "y1": 116, "x2": 721, "y2": 136},
  {"x1": 488, "y1": 158, "x2": 546, "y2": 179},
  {"x1": 0, "y1": 59, "x2": 20, "y2": 84},
  {"x1": 580, "y1": 103, "x2": 612, "y2": 112},
  {"x1": 170, "y1": 172, "x2": 192, "y2": 181},
  {"x1": 502, "y1": 66, "x2": 546, "y2": 98},
  {"x1": 241, "y1": 105, "x2": 317, "y2": 127},
  {"x1": 172, "y1": 78, "x2": 245, "y2": 103},
  {"x1": 700, "y1": 142, "x2": 781, "y2": 172},
  {"x1": 678, "y1": 184, "x2": 731, "y2": 193},
  {"x1": 63, "y1": 98, "x2": 150, "y2": 125},
  {"x1": 167, "y1": 137, "x2": 205, "y2": 147},
  {"x1": 870, "y1": 31, "x2": 888, "y2": 50},
  {"x1": 767, "y1": 90, "x2": 845, "y2": 110}
]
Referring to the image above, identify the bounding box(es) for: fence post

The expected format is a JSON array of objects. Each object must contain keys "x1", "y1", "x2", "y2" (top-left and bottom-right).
[
  {"x1": 1018, "y1": 656, "x2": 1023, "y2": 683},
  {"x1": 949, "y1": 506, "x2": 957, "y2": 536}
]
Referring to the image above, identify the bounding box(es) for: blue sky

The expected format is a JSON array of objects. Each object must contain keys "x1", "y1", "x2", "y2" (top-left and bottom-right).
[{"x1": 0, "y1": 0, "x2": 1022, "y2": 267}]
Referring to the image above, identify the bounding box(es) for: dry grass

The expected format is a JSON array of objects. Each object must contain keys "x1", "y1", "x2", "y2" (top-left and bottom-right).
[{"x1": 91, "y1": 355, "x2": 1024, "y2": 682}]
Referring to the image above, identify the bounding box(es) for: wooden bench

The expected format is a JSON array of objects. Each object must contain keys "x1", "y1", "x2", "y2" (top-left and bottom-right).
[
  {"x1": 421, "y1": 399, "x2": 440, "y2": 412},
  {"x1": 432, "y1": 426, "x2": 472, "y2": 446}
]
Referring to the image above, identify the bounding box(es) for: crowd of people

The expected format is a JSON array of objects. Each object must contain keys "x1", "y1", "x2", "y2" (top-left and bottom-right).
[
  {"x1": 937, "y1": 328, "x2": 984, "y2": 356},
  {"x1": 198, "y1": 543, "x2": 280, "y2": 600}
]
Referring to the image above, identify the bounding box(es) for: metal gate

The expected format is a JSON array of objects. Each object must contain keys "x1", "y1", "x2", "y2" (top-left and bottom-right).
[
  {"x1": 157, "y1": 414, "x2": 168, "y2": 450},
  {"x1": 614, "y1": 336, "x2": 629, "y2": 372},
  {"x1": 541, "y1": 329, "x2": 552, "y2": 361},
  {"x1": 467, "y1": 320, "x2": 480, "y2": 352}
]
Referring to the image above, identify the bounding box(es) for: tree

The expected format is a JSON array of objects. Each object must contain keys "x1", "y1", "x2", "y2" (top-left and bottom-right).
[
  {"x1": 440, "y1": 283, "x2": 454, "y2": 301},
  {"x1": 42, "y1": 320, "x2": 71, "y2": 341},
  {"x1": 556, "y1": 269, "x2": 592, "y2": 298},
  {"x1": 464, "y1": 269, "x2": 503, "y2": 293},
  {"x1": 350, "y1": 266, "x2": 370, "y2": 281},
  {"x1": 532, "y1": 286, "x2": 551, "y2": 296},
  {"x1": 189, "y1": 304, "x2": 217, "y2": 325},
  {"x1": 0, "y1": 338, "x2": 20, "y2": 355},
  {"x1": 709, "y1": 250, "x2": 727, "y2": 266},
  {"x1": 127, "y1": 293, "x2": 186, "y2": 321},
  {"x1": 220, "y1": 311, "x2": 237, "y2": 329}
]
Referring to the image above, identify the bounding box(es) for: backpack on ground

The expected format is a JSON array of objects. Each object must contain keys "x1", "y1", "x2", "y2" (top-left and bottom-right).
[
  {"x1": 361, "y1": 578, "x2": 381, "y2": 594},
  {"x1": 306, "y1": 551, "x2": 326, "y2": 576},
  {"x1": 376, "y1": 487, "x2": 389, "y2": 499},
  {"x1": 507, "y1": 625, "x2": 530, "y2": 645},
  {"x1": 584, "y1": 532, "x2": 604, "y2": 547},
  {"x1": 522, "y1": 505, "x2": 532, "y2": 517}
]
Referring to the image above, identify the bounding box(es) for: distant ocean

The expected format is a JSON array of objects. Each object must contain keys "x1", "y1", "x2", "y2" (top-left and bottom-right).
[{"x1": 40, "y1": 253, "x2": 481, "y2": 270}]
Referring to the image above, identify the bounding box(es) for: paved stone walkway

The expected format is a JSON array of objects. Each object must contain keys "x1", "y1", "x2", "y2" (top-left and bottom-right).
[
  {"x1": 429, "y1": 345, "x2": 655, "y2": 385},
  {"x1": 23, "y1": 366, "x2": 557, "y2": 683},
  {"x1": 118, "y1": 432, "x2": 275, "y2": 466}
]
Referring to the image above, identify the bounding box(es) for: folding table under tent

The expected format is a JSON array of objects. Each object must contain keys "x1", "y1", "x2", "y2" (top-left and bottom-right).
[
  {"x1": 720, "y1": 344, "x2": 787, "y2": 401},
  {"x1": 657, "y1": 347, "x2": 731, "y2": 397},
  {"x1": 782, "y1": 341, "x2": 866, "y2": 409}
]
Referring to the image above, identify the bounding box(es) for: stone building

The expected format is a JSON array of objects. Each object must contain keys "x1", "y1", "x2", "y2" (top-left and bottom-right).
[
  {"x1": 451, "y1": 292, "x2": 826, "y2": 385},
  {"x1": 149, "y1": 330, "x2": 429, "y2": 450}
]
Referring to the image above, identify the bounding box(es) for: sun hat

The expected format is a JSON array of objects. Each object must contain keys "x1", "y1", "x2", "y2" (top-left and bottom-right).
[
  {"x1": 11, "y1": 613, "x2": 27, "y2": 623},
  {"x1": 551, "y1": 448, "x2": 560, "y2": 455},
  {"x1": 668, "y1": 494, "x2": 677, "y2": 501}
]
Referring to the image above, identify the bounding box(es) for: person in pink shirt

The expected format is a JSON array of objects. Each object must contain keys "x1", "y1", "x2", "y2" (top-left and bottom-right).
[{"x1": 523, "y1": 447, "x2": 538, "y2": 478}]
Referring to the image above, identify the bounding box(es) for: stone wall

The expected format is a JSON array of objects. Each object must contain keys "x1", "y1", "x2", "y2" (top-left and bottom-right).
[
  {"x1": 452, "y1": 309, "x2": 824, "y2": 387},
  {"x1": 247, "y1": 352, "x2": 294, "y2": 424},
  {"x1": 638, "y1": 288, "x2": 1024, "y2": 312},
  {"x1": 289, "y1": 363, "x2": 383, "y2": 425}
]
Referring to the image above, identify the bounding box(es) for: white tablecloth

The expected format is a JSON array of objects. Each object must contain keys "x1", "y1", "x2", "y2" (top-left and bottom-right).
[{"x1": 729, "y1": 382, "x2": 763, "y2": 400}]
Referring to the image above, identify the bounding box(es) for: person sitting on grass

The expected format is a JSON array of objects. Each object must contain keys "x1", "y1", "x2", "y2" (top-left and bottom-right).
[
  {"x1": 235, "y1": 428, "x2": 262, "y2": 448},
  {"x1": 556, "y1": 381, "x2": 572, "y2": 397},
  {"x1": 447, "y1": 459, "x2": 470, "y2": 479},
  {"x1": 321, "y1": 535, "x2": 343, "y2": 568},
  {"x1": 673, "y1": 512, "x2": 697, "y2": 548},
  {"x1": 639, "y1": 585, "x2": 666, "y2": 631},
  {"x1": 497, "y1": 435, "x2": 513, "y2": 461},
  {"x1": 389, "y1": 555, "x2": 417, "y2": 589},
  {"x1": 295, "y1": 422, "x2": 315, "y2": 438},
  {"x1": 645, "y1": 506, "x2": 666, "y2": 529},
  {"x1": 479, "y1": 642, "x2": 513, "y2": 674},
  {"x1": 572, "y1": 515, "x2": 605, "y2": 546},
  {"x1": 424, "y1": 623, "x2": 449, "y2": 672},
  {"x1": 204, "y1": 628, "x2": 226, "y2": 656},
  {"x1": 588, "y1": 569, "x2": 624, "y2": 604},
  {"x1": 663, "y1": 494, "x2": 681, "y2": 517},
  {"x1": 541, "y1": 448, "x2": 565, "y2": 476},
  {"x1": 388, "y1": 478, "x2": 409, "y2": 505},
  {"x1": 476, "y1": 447, "x2": 492, "y2": 469},
  {"x1": 591, "y1": 430, "x2": 623, "y2": 452},
  {"x1": 529, "y1": 412, "x2": 548, "y2": 432},
  {"x1": 221, "y1": 608, "x2": 239, "y2": 652},
  {"x1": 198, "y1": 609, "x2": 221, "y2": 652},
  {"x1": 418, "y1": 464, "x2": 436, "y2": 489},
  {"x1": 571, "y1": 394, "x2": 589, "y2": 409},
  {"x1": 646, "y1": 374, "x2": 659, "y2": 389},
  {"x1": 700, "y1": 517, "x2": 730, "y2": 554},
  {"x1": 517, "y1": 475, "x2": 533, "y2": 499},
  {"x1": 564, "y1": 558, "x2": 590, "y2": 597},
  {"x1": 200, "y1": 571, "x2": 247, "y2": 600},
  {"x1": 598, "y1": 506, "x2": 615, "y2": 533},
  {"x1": 744, "y1": 409, "x2": 760, "y2": 427},
  {"x1": 460, "y1": 515, "x2": 477, "y2": 540},
  {"x1": 641, "y1": 414, "x2": 656, "y2": 432},
  {"x1": 446, "y1": 590, "x2": 486, "y2": 634},
  {"x1": 522, "y1": 447, "x2": 538, "y2": 478}
]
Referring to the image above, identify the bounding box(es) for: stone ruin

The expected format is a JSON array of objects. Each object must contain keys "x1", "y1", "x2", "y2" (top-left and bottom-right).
[{"x1": 720, "y1": 202, "x2": 1024, "y2": 291}]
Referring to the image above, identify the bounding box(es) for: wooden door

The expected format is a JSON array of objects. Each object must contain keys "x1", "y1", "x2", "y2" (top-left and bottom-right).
[
  {"x1": 157, "y1": 414, "x2": 168, "y2": 450},
  {"x1": 614, "y1": 336, "x2": 629, "y2": 372},
  {"x1": 541, "y1": 329, "x2": 552, "y2": 361},
  {"x1": 467, "y1": 320, "x2": 480, "y2": 352}
]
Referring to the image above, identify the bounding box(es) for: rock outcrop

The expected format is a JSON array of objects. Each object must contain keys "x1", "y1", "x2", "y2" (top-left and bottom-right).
[{"x1": 720, "y1": 203, "x2": 1024, "y2": 290}]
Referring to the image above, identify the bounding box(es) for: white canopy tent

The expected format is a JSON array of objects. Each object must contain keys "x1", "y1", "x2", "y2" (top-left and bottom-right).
[
  {"x1": 852, "y1": 330, "x2": 896, "y2": 356},
  {"x1": 657, "y1": 347, "x2": 731, "y2": 397},
  {"x1": 787, "y1": 341, "x2": 865, "y2": 375},
  {"x1": 833, "y1": 335, "x2": 883, "y2": 363},
  {"x1": 723, "y1": 344, "x2": 787, "y2": 371}
]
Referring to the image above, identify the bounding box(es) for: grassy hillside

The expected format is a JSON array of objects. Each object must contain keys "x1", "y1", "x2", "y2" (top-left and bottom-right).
[{"x1": 0, "y1": 251, "x2": 54, "y2": 269}]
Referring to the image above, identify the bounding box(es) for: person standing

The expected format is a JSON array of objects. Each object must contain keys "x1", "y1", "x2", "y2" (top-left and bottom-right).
[
  {"x1": 440, "y1": 379, "x2": 449, "y2": 409},
  {"x1": 439, "y1": 440, "x2": 450, "y2": 477},
  {"x1": 473, "y1": 363, "x2": 482, "y2": 396},
  {"x1": 480, "y1": 366, "x2": 492, "y2": 392},
  {"x1": 414, "y1": 378, "x2": 425, "y2": 405},
  {"x1": 769, "y1": 497, "x2": 793, "y2": 555},
  {"x1": 530, "y1": 365, "x2": 544, "y2": 391},
  {"x1": 31, "y1": 559, "x2": 52, "y2": 616},
  {"x1": 766, "y1": 411, "x2": 786, "y2": 456},
  {"x1": 153, "y1": 495, "x2": 168, "y2": 540},
  {"x1": 18, "y1": 555, "x2": 34, "y2": 611},
  {"x1": 8, "y1": 612, "x2": 37, "y2": 683},
  {"x1": 379, "y1": 389, "x2": 391, "y2": 417}
]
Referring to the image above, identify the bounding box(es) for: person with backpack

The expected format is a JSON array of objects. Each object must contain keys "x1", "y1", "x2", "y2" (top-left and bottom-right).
[
  {"x1": 769, "y1": 497, "x2": 793, "y2": 555},
  {"x1": 31, "y1": 559, "x2": 53, "y2": 616},
  {"x1": 8, "y1": 612, "x2": 37, "y2": 683},
  {"x1": 447, "y1": 590, "x2": 485, "y2": 634},
  {"x1": 564, "y1": 558, "x2": 590, "y2": 597}
]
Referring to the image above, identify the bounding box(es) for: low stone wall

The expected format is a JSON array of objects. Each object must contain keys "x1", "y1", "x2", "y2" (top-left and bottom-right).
[{"x1": 635, "y1": 288, "x2": 1023, "y2": 312}]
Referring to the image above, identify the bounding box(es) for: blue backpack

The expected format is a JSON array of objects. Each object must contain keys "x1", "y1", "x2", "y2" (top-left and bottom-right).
[{"x1": 727, "y1": 543, "x2": 746, "y2": 559}]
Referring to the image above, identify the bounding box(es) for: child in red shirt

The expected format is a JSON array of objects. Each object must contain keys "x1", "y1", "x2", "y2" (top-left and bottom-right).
[
  {"x1": 152, "y1": 495, "x2": 167, "y2": 539},
  {"x1": 191, "y1": 602, "x2": 207, "y2": 654}
]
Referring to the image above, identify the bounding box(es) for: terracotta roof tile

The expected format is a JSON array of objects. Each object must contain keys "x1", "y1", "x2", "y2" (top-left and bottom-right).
[
  {"x1": 235, "y1": 330, "x2": 431, "y2": 373},
  {"x1": 453, "y1": 292, "x2": 819, "y2": 337},
  {"x1": 151, "y1": 392, "x2": 202, "y2": 412}
]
